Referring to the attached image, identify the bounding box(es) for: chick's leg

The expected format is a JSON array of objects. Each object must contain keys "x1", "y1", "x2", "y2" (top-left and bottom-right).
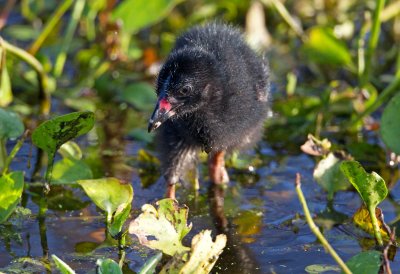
[
  {"x1": 158, "y1": 126, "x2": 198, "y2": 199},
  {"x1": 208, "y1": 151, "x2": 229, "y2": 185}
]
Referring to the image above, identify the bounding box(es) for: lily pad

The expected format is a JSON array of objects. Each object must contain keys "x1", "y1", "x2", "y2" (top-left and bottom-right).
[
  {"x1": 345, "y1": 250, "x2": 381, "y2": 274},
  {"x1": 0, "y1": 171, "x2": 24, "y2": 223},
  {"x1": 381, "y1": 93, "x2": 400, "y2": 154},
  {"x1": 129, "y1": 198, "x2": 192, "y2": 256}
]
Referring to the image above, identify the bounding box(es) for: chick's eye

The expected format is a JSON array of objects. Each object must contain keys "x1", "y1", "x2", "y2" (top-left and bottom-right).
[{"x1": 180, "y1": 85, "x2": 193, "y2": 95}]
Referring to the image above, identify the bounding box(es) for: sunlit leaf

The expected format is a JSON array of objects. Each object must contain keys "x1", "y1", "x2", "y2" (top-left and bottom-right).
[
  {"x1": 77, "y1": 177, "x2": 133, "y2": 217},
  {"x1": 381, "y1": 93, "x2": 400, "y2": 154},
  {"x1": 52, "y1": 255, "x2": 76, "y2": 274},
  {"x1": 0, "y1": 171, "x2": 24, "y2": 223},
  {"x1": 340, "y1": 161, "x2": 388, "y2": 208},
  {"x1": 0, "y1": 109, "x2": 24, "y2": 140},
  {"x1": 32, "y1": 111, "x2": 95, "y2": 159},
  {"x1": 353, "y1": 205, "x2": 390, "y2": 241},
  {"x1": 58, "y1": 141, "x2": 83, "y2": 160},
  {"x1": 345, "y1": 250, "x2": 381, "y2": 274},
  {"x1": 121, "y1": 82, "x2": 157, "y2": 111},
  {"x1": 314, "y1": 153, "x2": 350, "y2": 200},
  {"x1": 302, "y1": 27, "x2": 353, "y2": 67},
  {"x1": 96, "y1": 258, "x2": 122, "y2": 274},
  {"x1": 52, "y1": 158, "x2": 93, "y2": 185},
  {"x1": 112, "y1": 0, "x2": 183, "y2": 34},
  {"x1": 161, "y1": 230, "x2": 227, "y2": 274},
  {"x1": 129, "y1": 198, "x2": 191, "y2": 256}
]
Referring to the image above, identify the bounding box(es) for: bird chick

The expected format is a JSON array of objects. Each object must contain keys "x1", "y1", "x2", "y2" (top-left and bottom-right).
[{"x1": 148, "y1": 23, "x2": 270, "y2": 198}]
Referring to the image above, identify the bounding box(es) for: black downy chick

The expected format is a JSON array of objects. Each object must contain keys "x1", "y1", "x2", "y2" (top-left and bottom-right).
[{"x1": 148, "y1": 23, "x2": 270, "y2": 198}]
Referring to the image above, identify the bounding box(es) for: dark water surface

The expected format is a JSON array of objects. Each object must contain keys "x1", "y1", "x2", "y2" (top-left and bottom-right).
[{"x1": 1, "y1": 130, "x2": 400, "y2": 274}]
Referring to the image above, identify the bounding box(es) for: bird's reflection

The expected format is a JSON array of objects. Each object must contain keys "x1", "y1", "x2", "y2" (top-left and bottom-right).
[{"x1": 208, "y1": 184, "x2": 262, "y2": 274}]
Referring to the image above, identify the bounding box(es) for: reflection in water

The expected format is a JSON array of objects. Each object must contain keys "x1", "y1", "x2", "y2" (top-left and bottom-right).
[{"x1": 209, "y1": 184, "x2": 262, "y2": 274}]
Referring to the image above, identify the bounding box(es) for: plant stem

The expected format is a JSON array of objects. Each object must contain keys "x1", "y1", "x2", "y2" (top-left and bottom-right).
[
  {"x1": 261, "y1": 0, "x2": 305, "y2": 41},
  {"x1": 2, "y1": 131, "x2": 28, "y2": 175},
  {"x1": 28, "y1": 0, "x2": 74, "y2": 55},
  {"x1": 295, "y1": 173, "x2": 352, "y2": 274},
  {"x1": 54, "y1": 0, "x2": 86, "y2": 77},
  {"x1": 360, "y1": 0, "x2": 386, "y2": 87},
  {"x1": 368, "y1": 205, "x2": 384, "y2": 246},
  {"x1": 0, "y1": 139, "x2": 6, "y2": 172},
  {"x1": 0, "y1": 38, "x2": 51, "y2": 115}
]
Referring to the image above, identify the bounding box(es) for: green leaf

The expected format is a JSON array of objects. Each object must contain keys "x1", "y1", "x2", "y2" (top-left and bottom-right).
[
  {"x1": 302, "y1": 27, "x2": 353, "y2": 67},
  {"x1": 340, "y1": 160, "x2": 388, "y2": 245},
  {"x1": 77, "y1": 178, "x2": 133, "y2": 216},
  {"x1": 52, "y1": 158, "x2": 93, "y2": 185},
  {"x1": 111, "y1": 0, "x2": 183, "y2": 33},
  {"x1": 381, "y1": 93, "x2": 400, "y2": 154},
  {"x1": 313, "y1": 153, "x2": 350, "y2": 200},
  {"x1": 340, "y1": 161, "x2": 387, "y2": 208},
  {"x1": 77, "y1": 178, "x2": 133, "y2": 236},
  {"x1": 121, "y1": 82, "x2": 157, "y2": 111},
  {"x1": 129, "y1": 198, "x2": 192, "y2": 256},
  {"x1": 0, "y1": 108, "x2": 24, "y2": 140},
  {"x1": 51, "y1": 255, "x2": 76, "y2": 274},
  {"x1": 0, "y1": 171, "x2": 24, "y2": 223},
  {"x1": 58, "y1": 141, "x2": 83, "y2": 160},
  {"x1": 0, "y1": 47, "x2": 13, "y2": 107},
  {"x1": 345, "y1": 251, "x2": 381, "y2": 274},
  {"x1": 96, "y1": 258, "x2": 122, "y2": 274},
  {"x1": 138, "y1": 252, "x2": 162, "y2": 274},
  {"x1": 109, "y1": 202, "x2": 132, "y2": 237},
  {"x1": 32, "y1": 111, "x2": 95, "y2": 159}
]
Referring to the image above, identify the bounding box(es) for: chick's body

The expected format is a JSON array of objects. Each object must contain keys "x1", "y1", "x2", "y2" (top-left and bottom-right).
[{"x1": 149, "y1": 23, "x2": 270, "y2": 197}]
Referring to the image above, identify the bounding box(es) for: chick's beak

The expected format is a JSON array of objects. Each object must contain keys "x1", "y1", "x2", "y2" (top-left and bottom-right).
[{"x1": 148, "y1": 97, "x2": 176, "y2": 132}]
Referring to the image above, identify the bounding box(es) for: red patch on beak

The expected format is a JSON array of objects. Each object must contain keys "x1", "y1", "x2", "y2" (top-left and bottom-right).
[{"x1": 159, "y1": 98, "x2": 172, "y2": 112}]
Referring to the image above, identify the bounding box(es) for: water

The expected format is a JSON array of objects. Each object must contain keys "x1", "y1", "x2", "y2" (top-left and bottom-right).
[{"x1": 1, "y1": 116, "x2": 399, "y2": 273}]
